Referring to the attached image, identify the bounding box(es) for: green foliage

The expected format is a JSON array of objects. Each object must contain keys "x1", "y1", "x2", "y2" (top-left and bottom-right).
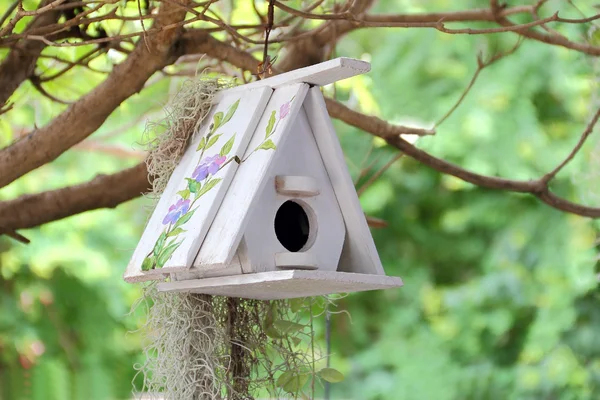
[{"x1": 1, "y1": 0, "x2": 599, "y2": 399}]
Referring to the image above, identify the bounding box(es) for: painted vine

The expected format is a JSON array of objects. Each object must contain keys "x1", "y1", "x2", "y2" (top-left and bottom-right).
[{"x1": 142, "y1": 96, "x2": 294, "y2": 271}]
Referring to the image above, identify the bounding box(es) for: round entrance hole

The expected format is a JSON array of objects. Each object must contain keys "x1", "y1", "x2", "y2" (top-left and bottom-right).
[{"x1": 274, "y1": 200, "x2": 313, "y2": 252}]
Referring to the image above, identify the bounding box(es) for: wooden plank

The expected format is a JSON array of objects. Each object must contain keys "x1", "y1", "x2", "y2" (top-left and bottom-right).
[
  {"x1": 194, "y1": 83, "x2": 310, "y2": 270},
  {"x1": 124, "y1": 87, "x2": 272, "y2": 282},
  {"x1": 303, "y1": 87, "x2": 385, "y2": 275},
  {"x1": 275, "y1": 252, "x2": 317, "y2": 270},
  {"x1": 275, "y1": 175, "x2": 320, "y2": 197},
  {"x1": 156, "y1": 270, "x2": 403, "y2": 300},
  {"x1": 241, "y1": 107, "x2": 345, "y2": 273},
  {"x1": 214, "y1": 58, "x2": 370, "y2": 101}
]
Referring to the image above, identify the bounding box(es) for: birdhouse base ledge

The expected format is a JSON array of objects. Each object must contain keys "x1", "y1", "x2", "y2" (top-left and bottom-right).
[{"x1": 156, "y1": 270, "x2": 403, "y2": 300}]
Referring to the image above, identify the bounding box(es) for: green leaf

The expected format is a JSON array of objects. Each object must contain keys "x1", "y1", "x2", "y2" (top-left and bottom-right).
[
  {"x1": 291, "y1": 336, "x2": 302, "y2": 346},
  {"x1": 277, "y1": 371, "x2": 309, "y2": 394},
  {"x1": 186, "y1": 178, "x2": 201, "y2": 193},
  {"x1": 141, "y1": 256, "x2": 155, "y2": 271},
  {"x1": 156, "y1": 241, "x2": 181, "y2": 268},
  {"x1": 265, "y1": 326, "x2": 284, "y2": 339},
  {"x1": 167, "y1": 227, "x2": 186, "y2": 238},
  {"x1": 177, "y1": 189, "x2": 190, "y2": 200},
  {"x1": 173, "y1": 208, "x2": 196, "y2": 230},
  {"x1": 219, "y1": 135, "x2": 235, "y2": 156},
  {"x1": 212, "y1": 111, "x2": 224, "y2": 130},
  {"x1": 290, "y1": 298, "x2": 304, "y2": 313},
  {"x1": 257, "y1": 139, "x2": 277, "y2": 151},
  {"x1": 265, "y1": 110, "x2": 276, "y2": 138},
  {"x1": 222, "y1": 99, "x2": 240, "y2": 124},
  {"x1": 318, "y1": 368, "x2": 345, "y2": 383},
  {"x1": 196, "y1": 178, "x2": 222, "y2": 197},
  {"x1": 206, "y1": 133, "x2": 222, "y2": 150},
  {"x1": 153, "y1": 232, "x2": 167, "y2": 253},
  {"x1": 273, "y1": 320, "x2": 306, "y2": 335},
  {"x1": 196, "y1": 136, "x2": 206, "y2": 151}
]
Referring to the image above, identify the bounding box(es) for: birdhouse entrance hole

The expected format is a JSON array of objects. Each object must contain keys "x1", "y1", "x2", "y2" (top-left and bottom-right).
[{"x1": 274, "y1": 200, "x2": 315, "y2": 252}]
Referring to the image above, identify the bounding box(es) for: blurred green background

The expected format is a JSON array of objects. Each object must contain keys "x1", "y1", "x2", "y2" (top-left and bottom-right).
[{"x1": 1, "y1": 0, "x2": 599, "y2": 399}]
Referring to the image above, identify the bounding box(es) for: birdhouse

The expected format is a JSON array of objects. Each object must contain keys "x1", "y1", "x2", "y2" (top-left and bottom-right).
[{"x1": 124, "y1": 58, "x2": 403, "y2": 300}]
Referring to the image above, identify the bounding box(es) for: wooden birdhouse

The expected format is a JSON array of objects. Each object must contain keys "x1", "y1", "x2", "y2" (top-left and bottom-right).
[{"x1": 124, "y1": 58, "x2": 403, "y2": 300}]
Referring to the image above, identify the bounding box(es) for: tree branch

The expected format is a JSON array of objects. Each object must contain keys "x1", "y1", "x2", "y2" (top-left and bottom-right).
[
  {"x1": 0, "y1": 0, "x2": 192, "y2": 189},
  {"x1": 0, "y1": 0, "x2": 63, "y2": 107},
  {"x1": 0, "y1": 163, "x2": 150, "y2": 231}
]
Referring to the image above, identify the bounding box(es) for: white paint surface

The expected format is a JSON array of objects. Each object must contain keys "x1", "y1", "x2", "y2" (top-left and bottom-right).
[{"x1": 157, "y1": 270, "x2": 403, "y2": 300}]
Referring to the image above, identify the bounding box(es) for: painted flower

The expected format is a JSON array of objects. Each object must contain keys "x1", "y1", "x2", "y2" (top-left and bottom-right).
[
  {"x1": 280, "y1": 101, "x2": 291, "y2": 119},
  {"x1": 192, "y1": 154, "x2": 226, "y2": 182},
  {"x1": 162, "y1": 198, "x2": 190, "y2": 225}
]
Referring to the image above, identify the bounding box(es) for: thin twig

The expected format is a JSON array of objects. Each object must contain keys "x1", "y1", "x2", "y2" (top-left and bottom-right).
[
  {"x1": 435, "y1": 38, "x2": 523, "y2": 127},
  {"x1": 0, "y1": 0, "x2": 20, "y2": 28},
  {"x1": 541, "y1": 107, "x2": 600, "y2": 183},
  {"x1": 357, "y1": 153, "x2": 404, "y2": 196}
]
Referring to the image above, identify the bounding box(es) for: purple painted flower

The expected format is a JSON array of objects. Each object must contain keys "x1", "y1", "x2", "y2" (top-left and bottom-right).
[
  {"x1": 280, "y1": 101, "x2": 291, "y2": 119},
  {"x1": 192, "y1": 154, "x2": 226, "y2": 182},
  {"x1": 162, "y1": 198, "x2": 190, "y2": 225}
]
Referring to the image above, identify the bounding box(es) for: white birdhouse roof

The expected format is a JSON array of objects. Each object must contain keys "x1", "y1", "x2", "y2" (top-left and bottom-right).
[{"x1": 124, "y1": 58, "x2": 389, "y2": 285}]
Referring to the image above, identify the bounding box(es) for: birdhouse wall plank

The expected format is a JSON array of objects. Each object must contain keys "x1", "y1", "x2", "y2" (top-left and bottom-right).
[
  {"x1": 171, "y1": 253, "x2": 243, "y2": 281},
  {"x1": 241, "y1": 106, "x2": 345, "y2": 274},
  {"x1": 193, "y1": 83, "x2": 310, "y2": 270},
  {"x1": 124, "y1": 87, "x2": 273, "y2": 283},
  {"x1": 303, "y1": 87, "x2": 386, "y2": 276}
]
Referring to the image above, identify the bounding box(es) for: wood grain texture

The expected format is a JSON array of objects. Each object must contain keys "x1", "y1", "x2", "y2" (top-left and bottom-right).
[
  {"x1": 156, "y1": 270, "x2": 403, "y2": 300},
  {"x1": 193, "y1": 83, "x2": 310, "y2": 270},
  {"x1": 303, "y1": 87, "x2": 386, "y2": 275},
  {"x1": 124, "y1": 87, "x2": 272, "y2": 282}
]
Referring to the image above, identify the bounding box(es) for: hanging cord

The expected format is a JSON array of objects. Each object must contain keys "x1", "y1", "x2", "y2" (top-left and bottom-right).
[{"x1": 258, "y1": 0, "x2": 277, "y2": 79}]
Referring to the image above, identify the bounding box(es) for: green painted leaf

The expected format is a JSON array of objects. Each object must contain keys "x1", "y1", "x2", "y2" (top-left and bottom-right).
[
  {"x1": 257, "y1": 139, "x2": 277, "y2": 151},
  {"x1": 177, "y1": 189, "x2": 190, "y2": 200},
  {"x1": 196, "y1": 178, "x2": 222, "y2": 197},
  {"x1": 186, "y1": 178, "x2": 201, "y2": 193},
  {"x1": 273, "y1": 320, "x2": 306, "y2": 335},
  {"x1": 277, "y1": 371, "x2": 309, "y2": 394},
  {"x1": 219, "y1": 135, "x2": 235, "y2": 156},
  {"x1": 265, "y1": 110, "x2": 276, "y2": 138},
  {"x1": 173, "y1": 209, "x2": 196, "y2": 229},
  {"x1": 167, "y1": 227, "x2": 186, "y2": 238},
  {"x1": 153, "y1": 232, "x2": 167, "y2": 253},
  {"x1": 223, "y1": 99, "x2": 240, "y2": 124},
  {"x1": 212, "y1": 111, "x2": 224, "y2": 130},
  {"x1": 206, "y1": 133, "x2": 222, "y2": 150},
  {"x1": 196, "y1": 136, "x2": 206, "y2": 151},
  {"x1": 156, "y1": 241, "x2": 181, "y2": 268},
  {"x1": 318, "y1": 368, "x2": 345, "y2": 383},
  {"x1": 291, "y1": 336, "x2": 302, "y2": 346},
  {"x1": 141, "y1": 256, "x2": 155, "y2": 271}
]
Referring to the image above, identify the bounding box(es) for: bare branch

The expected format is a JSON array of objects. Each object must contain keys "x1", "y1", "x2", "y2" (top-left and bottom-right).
[
  {"x1": 541, "y1": 107, "x2": 600, "y2": 183},
  {"x1": 435, "y1": 38, "x2": 523, "y2": 127},
  {"x1": 0, "y1": 0, "x2": 64, "y2": 106},
  {"x1": 0, "y1": 163, "x2": 150, "y2": 231},
  {"x1": 0, "y1": 0, "x2": 192, "y2": 189},
  {"x1": 325, "y1": 98, "x2": 435, "y2": 137},
  {"x1": 357, "y1": 153, "x2": 404, "y2": 196}
]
